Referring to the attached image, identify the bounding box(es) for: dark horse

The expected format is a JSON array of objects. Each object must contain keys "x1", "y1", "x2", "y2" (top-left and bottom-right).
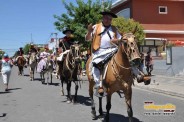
[
  {"x1": 17, "y1": 56, "x2": 26, "y2": 75},
  {"x1": 86, "y1": 32, "x2": 141, "y2": 122},
  {"x1": 58, "y1": 44, "x2": 81, "y2": 104}
]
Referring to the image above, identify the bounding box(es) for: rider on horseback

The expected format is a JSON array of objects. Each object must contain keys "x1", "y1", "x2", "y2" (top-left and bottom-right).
[
  {"x1": 57, "y1": 29, "x2": 74, "y2": 62},
  {"x1": 85, "y1": 11, "x2": 151, "y2": 96},
  {"x1": 37, "y1": 47, "x2": 52, "y2": 73},
  {"x1": 40, "y1": 47, "x2": 50, "y2": 59},
  {"x1": 15, "y1": 47, "x2": 27, "y2": 66},
  {"x1": 28, "y1": 44, "x2": 38, "y2": 65},
  {"x1": 29, "y1": 44, "x2": 38, "y2": 54}
]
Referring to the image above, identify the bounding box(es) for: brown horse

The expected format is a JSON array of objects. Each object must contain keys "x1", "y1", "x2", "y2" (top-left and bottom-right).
[
  {"x1": 86, "y1": 33, "x2": 141, "y2": 122},
  {"x1": 17, "y1": 56, "x2": 26, "y2": 75},
  {"x1": 29, "y1": 52, "x2": 37, "y2": 81},
  {"x1": 59, "y1": 44, "x2": 81, "y2": 103}
]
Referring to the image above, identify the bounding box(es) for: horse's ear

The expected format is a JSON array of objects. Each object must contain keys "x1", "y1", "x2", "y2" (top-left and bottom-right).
[{"x1": 132, "y1": 25, "x2": 137, "y2": 34}]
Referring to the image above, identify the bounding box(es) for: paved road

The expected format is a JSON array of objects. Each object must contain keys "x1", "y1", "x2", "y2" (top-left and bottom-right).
[{"x1": 0, "y1": 66, "x2": 184, "y2": 122}]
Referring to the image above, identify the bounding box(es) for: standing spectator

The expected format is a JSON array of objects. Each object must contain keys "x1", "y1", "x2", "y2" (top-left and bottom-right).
[
  {"x1": 145, "y1": 51, "x2": 153, "y2": 76},
  {"x1": 0, "y1": 53, "x2": 13, "y2": 91},
  {"x1": 139, "y1": 52, "x2": 145, "y2": 72}
]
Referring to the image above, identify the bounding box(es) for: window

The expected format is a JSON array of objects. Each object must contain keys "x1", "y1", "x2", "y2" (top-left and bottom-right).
[{"x1": 159, "y1": 6, "x2": 167, "y2": 14}]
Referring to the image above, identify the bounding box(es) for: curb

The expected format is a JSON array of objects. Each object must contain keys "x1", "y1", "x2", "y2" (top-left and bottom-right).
[{"x1": 134, "y1": 85, "x2": 184, "y2": 99}]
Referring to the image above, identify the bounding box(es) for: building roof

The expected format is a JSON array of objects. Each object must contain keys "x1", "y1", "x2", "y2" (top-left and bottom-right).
[
  {"x1": 112, "y1": 0, "x2": 184, "y2": 8},
  {"x1": 112, "y1": 0, "x2": 127, "y2": 8},
  {"x1": 142, "y1": 24, "x2": 184, "y2": 32}
]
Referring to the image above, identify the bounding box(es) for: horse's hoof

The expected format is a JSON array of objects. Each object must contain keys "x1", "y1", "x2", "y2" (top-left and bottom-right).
[
  {"x1": 98, "y1": 115, "x2": 104, "y2": 120},
  {"x1": 91, "y1": 111, "x2": 97, "y2": 120},
  {"x1": 73, "y1": 99, "x2": 78, "y2": 104},
  {"x1": 60, "y1": 90, "x2": 64, "y2": 96},
  {"x1": 67, "y1": 100, "x2": 72, "y2": 104},
  {"x1": 129, "y1": 117, "x2": 133, "y2": 122},
  {"x1": 105, "y1": 115, "x2": 109, "y2": 122}
]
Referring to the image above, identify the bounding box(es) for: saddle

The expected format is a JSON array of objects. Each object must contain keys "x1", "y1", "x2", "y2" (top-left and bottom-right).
[{"x1": 93, "y1": 50, "x2": 116, "y2": 70}]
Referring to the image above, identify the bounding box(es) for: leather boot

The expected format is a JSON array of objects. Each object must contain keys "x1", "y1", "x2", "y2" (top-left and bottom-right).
[{"x1": 137, "y1": 76, "x2": 151, "y2": 85}]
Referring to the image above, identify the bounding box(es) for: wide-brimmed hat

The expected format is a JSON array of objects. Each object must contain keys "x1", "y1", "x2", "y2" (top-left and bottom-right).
[
  {"x1": 62, "y1": 29, "x2": 74, "y2": 34},
  {"x1": 100, "y1": 11, "x2": 117, "y2": 18}
]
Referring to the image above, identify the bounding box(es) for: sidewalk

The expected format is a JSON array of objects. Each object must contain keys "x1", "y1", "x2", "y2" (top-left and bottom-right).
[{"x1": 134, "y1": 74, "x2": 184, "y2": 98}]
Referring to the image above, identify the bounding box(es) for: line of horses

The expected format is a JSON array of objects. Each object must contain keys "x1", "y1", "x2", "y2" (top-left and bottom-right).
[{"x1": 15, "y1": 32, "x2": 141, "y2": 122}]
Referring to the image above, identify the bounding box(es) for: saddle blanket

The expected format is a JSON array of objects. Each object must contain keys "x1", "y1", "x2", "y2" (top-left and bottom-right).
[{"x1": 92, "y1": 47, "x2": 117, "y2": 64}]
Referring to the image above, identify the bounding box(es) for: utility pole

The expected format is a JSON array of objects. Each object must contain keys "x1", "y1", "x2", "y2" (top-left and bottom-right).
[
  {"x1": 31, "y1": 33, "x2": 34, "y2": 44},
  {"x1": 102, "y1": 0, "x2": 104, "y2": 11}
]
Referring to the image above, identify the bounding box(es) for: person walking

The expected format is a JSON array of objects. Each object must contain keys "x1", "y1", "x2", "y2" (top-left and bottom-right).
[
  {"x1": 145, "y1": 51, "x2": 153, "y2": 76},
  {"x1": 139, "y1": 52, "x2": 145, "y2": 72},
  {"x1": 0, "y1": 53, "x2": 13, "y2": 91}
]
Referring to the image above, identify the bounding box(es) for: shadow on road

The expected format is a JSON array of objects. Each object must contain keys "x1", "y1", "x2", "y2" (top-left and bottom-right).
[
  {"x1": 101, "y1": 113, "x2": 142, "y2": 122},
  {"x1": 33, "y1": 78, "x2": 42, "y2": 81},
  {"x1": 61, "y1": 95, "x2": 91, "y2": 106},
  {"x1": 23, "y1": 74, "x2": 30, "y2": 77},
  {"x1": 8, "y1": 88, "x2": 22, "y2": 91},
  {"x1": 0, "y1": 113, "x2": 7, "y2": 117},
  {"x1": 75, "y1": 95, "x2": 91, "y2": 106},
  {"x1": 0, "y1": 91, "x2": 12, "y2": 94},
  {"x1": 48, "y1": 83, "x2": 60, "y2": 86}
]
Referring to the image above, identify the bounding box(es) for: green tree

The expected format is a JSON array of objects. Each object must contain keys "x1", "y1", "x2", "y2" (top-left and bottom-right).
[
  {"x1": 54, "y1": 0, "x2": 112, "y2": 48},
  {"x1": 23, "y1": 44, "x2": 31, "y2": 55},
  {"x1": 112, "y1": 17, "x2": 145, "y2": 44},
  {"x1": 54, "y1": 0, "x2": 145, "y2": 48},
  {"x1": 0, "y1": 50, "x2": 5, "y2": 59}
]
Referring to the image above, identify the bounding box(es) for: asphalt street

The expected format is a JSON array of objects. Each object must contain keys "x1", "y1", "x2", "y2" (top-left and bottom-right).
[{"x1": 0, "y1": 66, "x2": 184, "y2": 122}]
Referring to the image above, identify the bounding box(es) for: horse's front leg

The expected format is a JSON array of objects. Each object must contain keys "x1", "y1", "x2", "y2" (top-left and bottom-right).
[
  {"x1": 18, "y1": 67, "x2": 20, "y2": 75},
  {"x1": 124, "y1": 86, "x2": 133, "y2": 122},
  {"x1": 46, "y1": 72, "x2": 49, "y2": 85},
  {"x1": 89, "y1": 81, "x2": 96, "y2": 119},
  {"x1": 32, "y1": 69, "x2": 34, "y2": 81},
  {"x1": 66, "y1": 80, "x2": 72, "y2": 103},
  {"x1": 40, "y1": 72, "x2": 44, "y2": 84},
  {"x1": 50, "y1": 71, "x2": 52, "y2": 84},
  {"x1": 73, "y1": 81, "x2": 79, "y2": 104},
  {"x1": 60, "y1": 75, "x2": 65, "y2": 96},
  {"x1": 30, "y1": 68, "x2": 32, "y2": 81},
  {"x1": 21, "y1": 67, "x2": 24, "y2": 75},
  {"x1": 105, "y1": 92, "x2": 112, "y2": 122},
  {"x1": 98, "y1": 97, "x2": 103, "y2": 119}
]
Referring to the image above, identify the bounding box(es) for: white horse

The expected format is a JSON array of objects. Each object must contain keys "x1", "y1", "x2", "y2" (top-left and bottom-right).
[
  {"x1": 38, "y1": 56, "x2": 55, "y2": 85},
  {"x1": 29, "y1": 53, "x2": 37, "y2": 81}
]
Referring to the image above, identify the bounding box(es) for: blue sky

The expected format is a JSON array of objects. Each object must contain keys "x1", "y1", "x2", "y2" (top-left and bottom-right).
[
  {"x1": 0, "y1": 0, "x2": 77, "y2": 56},
  {"x1": 0, "y1": 0, "x2": 118, "y2": 56}
]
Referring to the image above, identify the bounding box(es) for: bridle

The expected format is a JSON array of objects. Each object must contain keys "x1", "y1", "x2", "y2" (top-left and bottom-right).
[{"x1": 110, "y1": 33, "x2": 139, "y2": 84}]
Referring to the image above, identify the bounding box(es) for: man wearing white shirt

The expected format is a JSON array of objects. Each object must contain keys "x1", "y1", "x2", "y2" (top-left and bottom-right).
[{"x1": 85, "y1": 11, "x2": 151, "y2": 96}]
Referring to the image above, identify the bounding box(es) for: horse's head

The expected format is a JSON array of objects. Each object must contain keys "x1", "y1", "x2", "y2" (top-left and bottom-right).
[
  {"x1": 70, "y1": 44, "x2": 81, "y2": 62},
  {"x1": 29, "y1": 53, "x2": 37, "y2": 64},
  {"x1": 119, "y1": 33, "x2": 141, "y2": 66}
]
